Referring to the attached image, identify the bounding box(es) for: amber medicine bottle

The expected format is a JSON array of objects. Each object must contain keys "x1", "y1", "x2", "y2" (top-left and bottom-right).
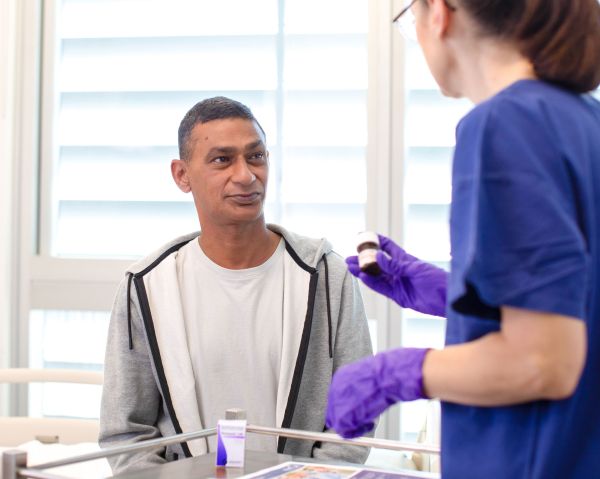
[{"x1": 356, "y1": 231, "x2": 381, "y2": 275}]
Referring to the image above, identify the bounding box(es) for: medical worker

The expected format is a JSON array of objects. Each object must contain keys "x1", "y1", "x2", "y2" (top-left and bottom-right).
[{"x1": 325, "y1": 0, "x2": 600, "y2": 478}]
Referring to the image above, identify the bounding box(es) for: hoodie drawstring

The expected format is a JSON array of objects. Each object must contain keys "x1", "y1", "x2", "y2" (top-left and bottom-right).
[
  {"x1": 322, "y1": 254, "x2": 333, "y2": 359},
  {"x1": 127, "y1": 273, "x2": 134, "y2": 350}
]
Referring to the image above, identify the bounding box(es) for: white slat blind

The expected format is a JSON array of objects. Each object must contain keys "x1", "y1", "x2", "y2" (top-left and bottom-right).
[
  {"x1": 32, "y1": 0, "x2": 369, "y2": 419},
  {"x1": 280, "y1": 0, "x2": 368, "y2": 255},
  {"x1": 49, "y1": 0, "x2": 368, "y2": 259},
  {"x1": 400, "y1": 41, "x2": 471, "y2": 441}
]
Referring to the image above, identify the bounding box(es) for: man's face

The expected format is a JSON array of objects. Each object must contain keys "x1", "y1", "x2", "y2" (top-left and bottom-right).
[{"x1": 172, "y1": 118, "x2": 269, "y2": 228}]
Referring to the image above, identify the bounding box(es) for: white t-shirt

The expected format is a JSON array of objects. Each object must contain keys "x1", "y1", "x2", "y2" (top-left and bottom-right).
[{"x1": 176, "y1": 238, "x2": 285, "y2": 452}]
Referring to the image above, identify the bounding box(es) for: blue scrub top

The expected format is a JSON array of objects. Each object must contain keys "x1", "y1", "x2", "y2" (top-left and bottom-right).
[{"x1": 444, "y1": 80, "x2": 600, "y2": 479}]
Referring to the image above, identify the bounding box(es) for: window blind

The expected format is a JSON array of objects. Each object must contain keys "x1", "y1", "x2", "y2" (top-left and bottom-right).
[
  {"x1": 33, "y1": 0, "x2": 369, "y2": 419},
  {"x1": 400, "y1": 41, "x2": 471, "y2": 441},
  {"x1": 50, "y1": 0, "x2": 368, "y2": 259}
]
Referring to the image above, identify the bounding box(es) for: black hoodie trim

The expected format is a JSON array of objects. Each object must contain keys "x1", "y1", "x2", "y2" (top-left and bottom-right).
[
  {"x1": 133, "y1": 275, "x2": 193, "y2": 459},
  {"x1": 127, "y1": 238, "x2": 194, "y2": 458},
  {"x1": 137, "y1": 239, "x2": 194, "y2": 277},
  {"x1": 126, "y1": 273, "x2": 134, "y2": 350},
  {"x1": 126, "y1": 239, "x2": 193, "y2": 350},
  {"x1": 277, "y1": 239, "x2": 334, "y2": 452},
  {"x1": 283, "y1": 240, "x2": 333, "y2": 358},
  {"x1": 322, "y1": 255, "x2": 333, "y2": 359},
  {"x1": 278, "y1": 270, "x2": 319, "y2": 453},
  {"x1": 127, "y1": 234, "x2": 330, "y2": 456},
  {"x1": 284, "y1": 241, "x2": 317, "y2": 274},
  {"x1": 283, "y1": 239, "x2": 333, "y2": 356}
]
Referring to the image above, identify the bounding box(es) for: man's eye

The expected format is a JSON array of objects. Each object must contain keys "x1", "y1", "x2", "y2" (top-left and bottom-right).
[
  {"x1": 212, "y1": 156, "x2": 230, "y2": 164},
  {"x1": 249, "y1": 152, "x2": 265, "y2": 161}
]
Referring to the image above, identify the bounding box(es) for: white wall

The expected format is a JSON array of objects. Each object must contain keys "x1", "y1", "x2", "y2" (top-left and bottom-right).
[{"x1": 0, "y1": 0, "x2": 16, "y2": 380}]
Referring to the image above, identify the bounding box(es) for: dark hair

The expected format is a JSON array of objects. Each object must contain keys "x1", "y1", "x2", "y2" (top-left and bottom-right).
[
  {"x1": 457, "y1": 0, "x2": 600, "y2": 93},
  {"x1": 178, "y1": 96, "x2": 266, "y2": 160}
]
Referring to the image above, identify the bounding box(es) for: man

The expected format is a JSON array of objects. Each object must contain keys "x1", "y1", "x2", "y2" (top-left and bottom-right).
[{"x1": 99, "y1": 96, "x2": 373, "y2": 474}]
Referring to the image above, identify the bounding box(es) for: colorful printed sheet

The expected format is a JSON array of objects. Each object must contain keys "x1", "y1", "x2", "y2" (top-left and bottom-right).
[{"x1": 242, "y1": 461, "x2": 432, "y2": 479}]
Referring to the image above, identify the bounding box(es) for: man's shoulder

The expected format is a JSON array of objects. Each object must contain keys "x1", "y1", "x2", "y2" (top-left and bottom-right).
[
  {"x1": 126, "y1": 232, "x2": 200, "y2": 276},
  {"x1": 269, "y1": 223, "x2": 335, "y2": 269}
]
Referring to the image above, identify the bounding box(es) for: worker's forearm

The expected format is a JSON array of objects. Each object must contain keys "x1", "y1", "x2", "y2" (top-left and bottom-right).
[{"x1": 422, "y1": 332, "x2": 566, "y2": 406}]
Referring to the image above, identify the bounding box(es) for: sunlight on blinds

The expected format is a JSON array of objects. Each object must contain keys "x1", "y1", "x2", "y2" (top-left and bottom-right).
[
  {"x1": 51, "y1": 0, "x2": 368, "y2": 258},
  {"x1": 400, "y1": 41, "x2": 470, "y2": 441}
]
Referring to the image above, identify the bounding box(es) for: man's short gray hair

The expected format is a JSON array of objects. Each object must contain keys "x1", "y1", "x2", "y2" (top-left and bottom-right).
[{"x1": 178, "y1": 96, "x2": 266, "y2": 161}]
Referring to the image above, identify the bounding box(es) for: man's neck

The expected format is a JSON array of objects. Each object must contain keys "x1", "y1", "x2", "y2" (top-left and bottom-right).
[{"x1": 198, "y1": 220, "x2": 281, "y2": 269}]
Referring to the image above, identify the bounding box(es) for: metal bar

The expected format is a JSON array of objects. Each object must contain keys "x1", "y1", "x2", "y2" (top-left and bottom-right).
[
  {"x1": 0, "y1": 368, "x2": 103, "y2": 385},
  {"x1": 17, "y1": 469, "x2": 67, "y2": 479},
  {"x1": 247, "y1": 425, "x2": 440, "y2": 454},
  {"x1": 23, "y1": 427, "x2": 217, "y2": 472},
  {"x1": 17, "y1": 423, "x2": 439, "y2": 475},
  {"x1": 2, "y1": 450, "x2": 27, "y2": 479}
]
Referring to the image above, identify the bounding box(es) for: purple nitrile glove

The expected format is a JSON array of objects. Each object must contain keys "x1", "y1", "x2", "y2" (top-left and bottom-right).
[
  {"x1": 346, "y1": 234, "x2": 448, "y2": 317},
  {"x1": 325, "y1": 348, "x2": 429, "y2": 439}
]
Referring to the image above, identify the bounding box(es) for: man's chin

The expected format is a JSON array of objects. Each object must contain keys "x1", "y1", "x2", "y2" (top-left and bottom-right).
[{"x1": 222, "y1": 207, "x2": 265, "y2": 225}]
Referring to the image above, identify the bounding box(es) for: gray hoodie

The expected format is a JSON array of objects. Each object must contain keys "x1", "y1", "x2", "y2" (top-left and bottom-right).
[{"x1": 99, "y1": 224, "x2": 373, "y2": 474}]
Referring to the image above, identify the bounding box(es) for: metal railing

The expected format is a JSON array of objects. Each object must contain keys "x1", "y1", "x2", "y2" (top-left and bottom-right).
[
  {"x1": 246, "y1": 425, "x2": 440, "y2": 454},
  {"x1": 2, "y1": 412, "x2": 440, "y2": 479}
]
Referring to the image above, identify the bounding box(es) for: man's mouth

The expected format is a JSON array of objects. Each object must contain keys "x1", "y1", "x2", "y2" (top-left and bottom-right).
[{"x1": 228, "y1": 192, "x2": 261, "y2": 205}]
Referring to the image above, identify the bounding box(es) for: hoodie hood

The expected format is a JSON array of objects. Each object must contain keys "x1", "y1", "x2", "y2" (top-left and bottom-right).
[
  {"x1": 125, "y1": 224, "x2": 333, "y2": 275},
  {"x1": 268, "y1": 224, "x2": 333, "y2": 268},
  {"x1": 100, "y1": 221, "x2": 373, "y2": 470},
  {"x1": 122, "y1": 224, "x2": 337, "y2": 359}
]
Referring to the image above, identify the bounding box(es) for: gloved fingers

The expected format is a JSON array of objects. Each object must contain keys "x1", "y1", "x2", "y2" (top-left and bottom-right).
[
  {"x1": 325, "y1": 363, "x2": 391, "y2": 440},
  {"x1": 347, "y1": 255, "x2": 394, "y2": 297},
  {"x1": 325, "y1": 415, "x2": 333, "y2": 429},
  {"x1": 375, "y1": 250, "x2": 397, "y2": 276},
  {"x1": 327, "y1": 354, "x2": 430, "y2": 441},
  {"x1": 345, "y1": 256, "x2": 361, "y2": 278},
  {"x1": 358, "y1": 271, "x2": 393, "y2": 299},
  {"x1": 338, "y1": 421, "x2": 375, "y2": 439},
  {"x1": 328, "y1": 393, "x2": 383, "y2": 439},
  {"x1": 326, "y1": 361, "x2": 376, "y2": 435},
  {"x1": 377, "y1": 234, "x2": 404, "y2": 258},
  {"x1": 377, "y1": 347, "x2": 430, "y2": 401},
  {"x1": 327, "y1": 405, "x2": 374, "y2": 439},
  {"x1": 326, "y1": 398, "x2": 376, "y2": 439},
  {"x1": 378, "y1": 235, "x2": 424, "y2": 264}
]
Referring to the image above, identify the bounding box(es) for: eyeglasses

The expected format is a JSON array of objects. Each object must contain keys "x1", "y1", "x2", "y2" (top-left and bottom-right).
[
  {"x1": 393, "y1": 0, "x2": 420, "y2": 41},
  {"x1": 393, "y1": 0, "x2": 457, "y2": 41}
]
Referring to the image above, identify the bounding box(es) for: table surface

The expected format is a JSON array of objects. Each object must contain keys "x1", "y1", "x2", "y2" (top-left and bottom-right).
[
  {"x1": 110, "y1": 450, "x2": 438, "y2": 479},
  {"x1": 110, "y1": 450, "x2": 298, "y2": 479}
]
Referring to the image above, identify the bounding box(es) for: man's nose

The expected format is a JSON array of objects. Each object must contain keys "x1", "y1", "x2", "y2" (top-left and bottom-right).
[{"x1": 231, "y1": 159, "x2": 256, "y2": 184}]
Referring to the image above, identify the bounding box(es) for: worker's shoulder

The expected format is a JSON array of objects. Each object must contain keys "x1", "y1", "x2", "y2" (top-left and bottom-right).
[{"x1": 470, "y1": 79, "x2": 583, "y2": 127}]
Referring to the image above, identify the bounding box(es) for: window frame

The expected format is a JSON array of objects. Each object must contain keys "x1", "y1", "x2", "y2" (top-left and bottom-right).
[{"x1": 9, "y1": 0, "x2": 415, "y2": 439}]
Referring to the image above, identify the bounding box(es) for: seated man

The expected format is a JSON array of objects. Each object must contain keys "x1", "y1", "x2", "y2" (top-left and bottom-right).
[{"x1": 99, "y1": 96, "x2": 373, "y2": 474}]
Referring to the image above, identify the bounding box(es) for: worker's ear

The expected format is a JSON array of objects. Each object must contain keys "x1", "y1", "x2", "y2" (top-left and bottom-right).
[
  {"x1": 171, "y1": 159, "x2": 191, "y2": 193},
  {"x1": 428, "y1": 0, "x2": 452, "y2": 38}
]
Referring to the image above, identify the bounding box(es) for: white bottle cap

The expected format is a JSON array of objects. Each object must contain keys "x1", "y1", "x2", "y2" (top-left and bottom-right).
[{"x1": 356, "y1": 231, "x2": 379, "y2": 247}]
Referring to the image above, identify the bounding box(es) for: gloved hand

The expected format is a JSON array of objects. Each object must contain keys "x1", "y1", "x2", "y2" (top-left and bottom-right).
[
  {"x1": 346, "y1": 234, "x2": 448, "y2": 317},
  {"x1": 326, "y1": 348, "x2": 429, "y2": 439}
]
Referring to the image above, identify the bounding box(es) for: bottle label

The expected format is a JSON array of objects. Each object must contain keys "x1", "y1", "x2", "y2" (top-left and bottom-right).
[{"x1": 358, "y1": 249, "x2": 378, "y2": 268}]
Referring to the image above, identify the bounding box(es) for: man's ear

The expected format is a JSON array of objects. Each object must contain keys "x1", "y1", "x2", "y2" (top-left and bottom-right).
[
  {"x1": 171, "y1": 159, "x2": 191, "y2": 193},
  {"x1": 429, "y1": 0, "x2": 452, "y2": 38}
]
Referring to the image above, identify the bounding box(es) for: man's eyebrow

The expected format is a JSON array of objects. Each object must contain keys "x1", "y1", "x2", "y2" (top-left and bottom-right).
[
  {"x1": 244, "y1": 139, "x2": 265, "y2": 151},
  {"x1": 205, "y1": 146, "x2": 236, "y2": 158},
  {"x1": 204, "y1": 140, "x2": 265, "y2": 159}
]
